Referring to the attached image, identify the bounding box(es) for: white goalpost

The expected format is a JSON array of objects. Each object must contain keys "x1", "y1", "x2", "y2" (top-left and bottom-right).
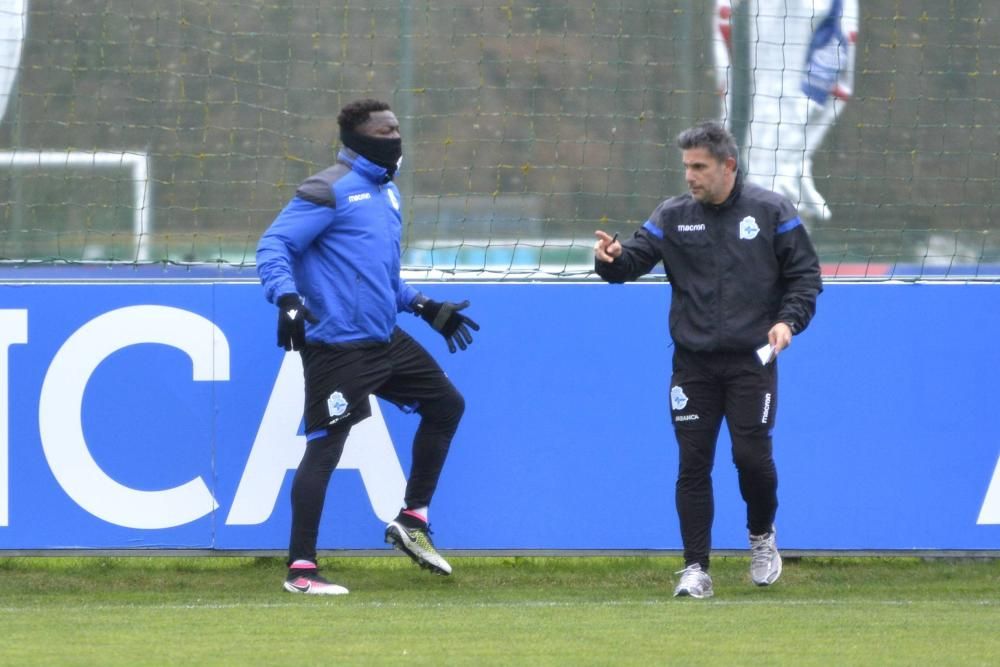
[{"x1": 0, "y1": 150, "x2": 152, "y2": 261}]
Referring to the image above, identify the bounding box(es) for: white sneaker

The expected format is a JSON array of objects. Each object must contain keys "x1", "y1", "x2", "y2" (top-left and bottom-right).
[
  {"x1": 283, "y1": 568, "x2": 349, "y2": 595},
  {"x1": 749, "y1": 526, "x2": 783, "y2": 586},
  {"x1": 673, "y1": 563, "x2": 714, "y2": 599}
]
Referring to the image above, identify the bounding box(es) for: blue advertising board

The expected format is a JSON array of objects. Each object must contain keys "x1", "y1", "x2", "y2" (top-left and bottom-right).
[{"x1": 0, "y1": 281, "x2": 998, "y2": 551}]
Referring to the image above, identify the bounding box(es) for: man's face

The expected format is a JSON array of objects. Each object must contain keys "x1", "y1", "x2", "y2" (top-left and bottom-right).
[
  {"x1": 682, "y1": 147, "x2": 735, "y2": 204},
  {"x1": 357, "y1": 110, "x2": 401, "y2": 140}
]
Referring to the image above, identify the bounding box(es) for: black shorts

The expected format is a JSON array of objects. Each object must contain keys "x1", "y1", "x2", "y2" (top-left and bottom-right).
[
  {"x1": 300, "y1": 327, "x2": 456, "y2": 435},
  {"x1": 669, "y1": 347, "x2": 778, "y2": 439}
]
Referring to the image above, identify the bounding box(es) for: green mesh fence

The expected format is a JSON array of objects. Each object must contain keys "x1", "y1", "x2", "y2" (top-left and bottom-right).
[{"x1": 0, "y1": 1, "x2": 996, "y2": 279}]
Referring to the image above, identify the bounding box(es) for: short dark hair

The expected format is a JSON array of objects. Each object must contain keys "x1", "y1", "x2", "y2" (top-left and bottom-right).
[
  {"x1": 337, "y1": 98, "x2": 392, "y2": 132},
  {"x1": 676, "y1": 121, "x2": 738, "y2": 164}
]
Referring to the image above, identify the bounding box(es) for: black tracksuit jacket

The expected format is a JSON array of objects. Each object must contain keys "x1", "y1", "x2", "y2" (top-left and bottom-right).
[{"x1": 596, "y1": 172, "x2": 823, "y2": 352}]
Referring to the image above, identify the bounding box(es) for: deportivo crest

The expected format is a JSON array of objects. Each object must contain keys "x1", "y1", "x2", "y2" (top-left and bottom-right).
[
  {"x1": 739, "y1": 216, "x2": 760, "y2": 240},
  {"x1": 670, "y1": 385, "x2": 689, "y2": 411},
  {"x1": 386, "y1": 188, "x2": 400, "y2": 211},
  {"x1": 327, "y1": 391, "x2": 348, "y2": 417}
]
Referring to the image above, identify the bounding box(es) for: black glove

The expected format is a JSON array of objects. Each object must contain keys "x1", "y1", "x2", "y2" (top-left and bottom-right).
[
  {"x1": 276, "y1": 293, "x2": 318, "y2": 351},
  {"x1": 417, "y1": 299, "x2": 480, "y2": 353}
]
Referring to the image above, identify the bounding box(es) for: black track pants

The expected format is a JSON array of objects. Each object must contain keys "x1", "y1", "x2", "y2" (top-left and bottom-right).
[
  {"x1": 288, "y1": 327, "x2": 464, "y2": 565},
  {"x1": 670, "y1": 348, "x2": 779, "y2": 571}
]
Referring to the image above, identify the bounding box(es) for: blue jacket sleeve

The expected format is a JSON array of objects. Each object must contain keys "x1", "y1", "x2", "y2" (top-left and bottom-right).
[
  {"x1": 256, "y1": 196, "x2": 335, "y2": 304},
  {"x1": 396, "y1": 278, "x2": 421, "y2": 313}
]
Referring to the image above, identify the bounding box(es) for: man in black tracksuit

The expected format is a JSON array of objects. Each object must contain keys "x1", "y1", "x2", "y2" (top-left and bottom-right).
[{"x1": 594, "y1": 121, "x2": 822, "y2": 599}]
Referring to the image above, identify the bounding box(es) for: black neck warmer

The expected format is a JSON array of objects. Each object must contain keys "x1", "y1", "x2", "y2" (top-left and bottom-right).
[{"x1": 340, "y1": 126, "x2": 402, "y2": 177}]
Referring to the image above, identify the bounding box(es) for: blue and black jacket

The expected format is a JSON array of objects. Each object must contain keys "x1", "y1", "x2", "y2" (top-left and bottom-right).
[
  {"x1": 257, "y1": 149, "x2": 421, "y2": 345},
  {"x1": 596, "y1": 171, "x2": 823, "y2": 352}
]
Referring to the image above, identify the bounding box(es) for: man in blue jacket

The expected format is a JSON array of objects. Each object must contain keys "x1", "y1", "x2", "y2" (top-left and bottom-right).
[
  {"x1": 594, "y1": 121, "x2": 822, "y2": 599},
  {"x1": 257, "y1": 98, "x2": 479, "y2": 595}
]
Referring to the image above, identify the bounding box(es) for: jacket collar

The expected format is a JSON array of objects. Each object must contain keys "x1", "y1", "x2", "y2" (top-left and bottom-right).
[
  {"x1": 703, "y1": 168, "x2": 744, "y2": 211},
  {"x1": 337, "y1": 148, "x2": 395, "y2": 184}
]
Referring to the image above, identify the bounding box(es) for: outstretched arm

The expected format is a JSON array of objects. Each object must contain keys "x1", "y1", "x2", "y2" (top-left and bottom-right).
[{"x1": 593, "y1": 226, "x2": 663, "y2": 283}]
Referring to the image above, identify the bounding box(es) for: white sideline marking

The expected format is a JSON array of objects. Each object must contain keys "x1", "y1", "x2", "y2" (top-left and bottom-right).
[{"x1": 0, "y1": 598, "x2": 996, "y2": 613}]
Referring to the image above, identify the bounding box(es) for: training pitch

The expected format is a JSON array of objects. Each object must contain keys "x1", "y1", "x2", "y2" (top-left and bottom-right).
[{"x1": 0, "y1": 555, "x2": 997, "y2": 665}]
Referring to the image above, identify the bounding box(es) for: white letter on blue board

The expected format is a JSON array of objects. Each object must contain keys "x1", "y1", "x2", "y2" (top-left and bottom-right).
[
  {"x1": 38, "y1": 305, "x2": 228, "y2": 529},
  {"x1": 226, "y1": 352, "x2": 405, "y2": 525},
  {"x1": 0, "y1": 310, "x2": 28, "y2": 527},
  {"x1": 978, "y1": 456, "x2": 1000, "y2": 525}
]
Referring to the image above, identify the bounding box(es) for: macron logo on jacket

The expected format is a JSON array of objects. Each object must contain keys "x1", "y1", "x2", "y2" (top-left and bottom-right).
[
  {"x1": 348, "y1": 192, "x2": 371, "y2": 203},
  {"x1": 678, "y1": 223, "x2": 706, "y2": 232}
]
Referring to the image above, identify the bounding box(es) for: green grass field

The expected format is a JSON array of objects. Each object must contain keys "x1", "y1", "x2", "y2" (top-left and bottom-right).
[{"x1": 1, "y1": 555, "x2": 998, "y2": 666}]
